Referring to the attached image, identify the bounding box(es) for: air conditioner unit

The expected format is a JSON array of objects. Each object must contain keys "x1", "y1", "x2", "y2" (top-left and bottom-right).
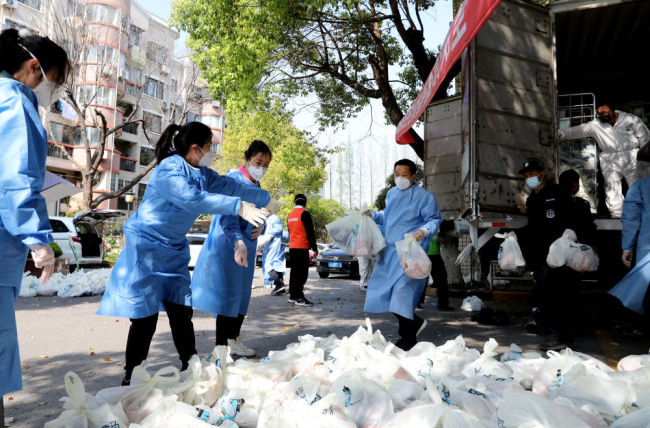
[
  {"x1": 2, "y1": 0, "x2": 16, "y2": 9},
  {"x1": 161, "y1": 65, "x2": 170, "y2": 75}
]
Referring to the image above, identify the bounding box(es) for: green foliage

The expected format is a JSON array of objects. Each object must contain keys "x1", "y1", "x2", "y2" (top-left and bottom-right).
[
  {"x1": 374, "y1": 163, "x2": 425, "y2": 210},
  {"x1": 216, "y1": 109, "x2": 327, "y2": 201},
  {"x1": 306, "y1": 197, "x2": 348, "y2": 242},
  {"x1": 49, "y1": 242, "x2": 63, "y2": 258},
  {"x1": 171, "y1": 0, "x2": 438, "y2": 132}
]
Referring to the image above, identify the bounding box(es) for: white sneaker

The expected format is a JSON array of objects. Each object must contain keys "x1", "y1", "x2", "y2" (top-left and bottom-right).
[{"x1": 228, "y1": 337, "x2": 256, "y2": 357}]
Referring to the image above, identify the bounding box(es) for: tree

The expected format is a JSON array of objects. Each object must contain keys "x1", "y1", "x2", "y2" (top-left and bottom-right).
[
  {"x1": 45, "y1": 0, "x2": 210, "y2": 211},
  {"x1": 171, "y1": 0, "x2": 457, "y2": 159},
  {"x1": 308, "y1": 197, "x2": 348, "y2": 242},
  {"x1": 217, "y1": 109, "x2": 328, "y2": 201}
]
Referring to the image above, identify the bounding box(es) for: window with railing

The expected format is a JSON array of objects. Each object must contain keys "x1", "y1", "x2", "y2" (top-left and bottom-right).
[
  {"x1": 199, "y1": 114, "x2": 221, "y2": 129},
  {"x1": 47, "y1": 143, "x2": 73, "y2": 159},
  {"x1": 144, "y1": 77, "x2": 164, "y2": 99},
  {"x1": 84, "y1": 44, "x2": 117, "y2": 64},
  {"x1": 146, "y1": 42, "x2": 168, "y2": 64},
  {"x1": 122, "y1": 122, "x2": 138, "y2": 134},
  {"x1": 129, "y1": 25, "x2": 144, "y2": 49},
  {"x1": 143, "y1": 112, "x2": 162, "y2": 134},
  {"x1": 66, "y1": 0, "x2": 85, "y2": 18},
  {"x1": 76, "y1": 85, "x2": 116, "y2": 106},
  {"x1": 48, "y1": 123, "x2": 84, "y2": 146},
  {"x1": 17, "y1": 0, "x2": 41, "y2": 10},
  {"x1": 86, "y1": 3, "x2": 120, "y2": 26},
  {"x1": 140, "y1": 147, "x2": 154, "y2": 165},
  {"x1": 125, "y1": 83, "x2": 141, "y2": 97},
  {"x1": 120, "y1": 157, "x2": 136, "y2": 172}
]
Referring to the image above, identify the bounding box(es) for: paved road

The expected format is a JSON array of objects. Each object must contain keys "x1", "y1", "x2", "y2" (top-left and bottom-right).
[{"x1": 5, "y1": 268, "x2": 649, "y2": 427}]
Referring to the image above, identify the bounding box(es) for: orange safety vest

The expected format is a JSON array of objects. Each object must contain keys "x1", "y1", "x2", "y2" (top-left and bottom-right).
[{"x1": 288, "y1": 207, "x2": 309, "y2": 249}]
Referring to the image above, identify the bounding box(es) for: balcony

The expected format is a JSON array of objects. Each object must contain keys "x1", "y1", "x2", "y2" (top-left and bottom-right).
[{"x1": 120, "y1": 157, "x2": 136, "y2": 172}]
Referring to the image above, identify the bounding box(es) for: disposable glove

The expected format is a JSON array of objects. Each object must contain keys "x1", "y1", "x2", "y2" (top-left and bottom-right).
[
  {"x1": 413, "y1": 228, "x2": 427, "y2": 241},
  {"x1": 31, "y1": 243, "x2": 55, "y2": 268},
  {"x1": 264, "y1": 198, "x2": 286, "y2": 214},
  {"x1": 250, "y1": 224, "x2": 264, "y2": 240},
  {"x1": 234, "y1": 240, "x2": 248, "y2": 267},
  {"x1": 238, "y1": 201, "x2": 267, "y2": 227}
]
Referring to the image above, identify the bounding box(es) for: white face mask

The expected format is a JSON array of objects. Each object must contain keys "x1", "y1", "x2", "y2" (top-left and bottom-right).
[
  {"x1": 196, "y1": 147, "x2": 214, "y2": 168},
  {"x1": 33, "y1": 79, "x2": 61, "y2": 108},
  {"x1": 395, "y1": 176, "x2": 412, "y2": 191},
  {"x1": 248, "y1": 165, "x2": 267, "y2": 181},
  {"x1": 19, "y1": 44, "x2": 62, "y2": 107}
]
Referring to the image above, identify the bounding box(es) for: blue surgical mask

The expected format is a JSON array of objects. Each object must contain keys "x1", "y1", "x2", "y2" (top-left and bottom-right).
[{"x1": 525, "y1": 174, "x2": 542, "y2": 190}]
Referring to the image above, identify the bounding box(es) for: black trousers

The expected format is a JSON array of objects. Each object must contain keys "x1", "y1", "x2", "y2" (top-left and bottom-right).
[
  {"x1": 289, "y1": 248, "x2": 310, "y2": 299},
  {"x1": 394, "y1": 313, "x2": 424, "y2": 343},
  {"x1": 124, "y1": 300, "x2": 197, "y2": 380},
  {"x1": 532, "y1": 264, "x2": 579, "y2": 340},
  {"x1": 268, "y1": 270, "x2": 285, "y2": 287},
  {"x1": 216, "y1": 313, "x2": 245, "y2": 345}
]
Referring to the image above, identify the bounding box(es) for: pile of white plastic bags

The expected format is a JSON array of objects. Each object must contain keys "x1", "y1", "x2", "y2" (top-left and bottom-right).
[
  {"x1": 45, "y1": 319, "x2": 650, "y2": 427},
  {"x1": 19, "y1": 268, "x2": 111, "y2": 298}
]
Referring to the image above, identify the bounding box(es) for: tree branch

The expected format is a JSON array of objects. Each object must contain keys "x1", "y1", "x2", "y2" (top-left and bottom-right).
[
  {"x1": 91, "y1": 159, "x2": 157, "y2": 209},
  {"x1": 388, "y1": 0, "x2": 435, "y2": 83}
]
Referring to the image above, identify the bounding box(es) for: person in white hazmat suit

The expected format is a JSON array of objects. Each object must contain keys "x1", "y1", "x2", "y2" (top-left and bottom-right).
[{"x1": 558, "y1": 103, "x2": 650, "y2": 217}]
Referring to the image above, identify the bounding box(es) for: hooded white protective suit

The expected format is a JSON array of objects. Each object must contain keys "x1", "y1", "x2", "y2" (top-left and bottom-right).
[{"x1": 560, "y1": 110, "x2": 650, "y2": 217}]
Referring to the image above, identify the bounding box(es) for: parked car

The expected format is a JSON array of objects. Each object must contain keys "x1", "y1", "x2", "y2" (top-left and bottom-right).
[
  {"x1": 316, "y1": 243, "x2": 359, "y2": 279},
  {"x1": 49, "y1": 210, "x2": 125, "y2": 268},
  {"x1": 187, "y1": 233, "x2": 208, "y2": 269}
]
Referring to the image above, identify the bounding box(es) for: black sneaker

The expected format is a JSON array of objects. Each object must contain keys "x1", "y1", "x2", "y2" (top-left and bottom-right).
[
  {"x1": 271, "y1": 285, "x2": 286, "y2": 296},
  {"x1": 394, "y1": 338, "x2": 416, "y2": 351},
  {"x1": 292, "y1": 297, "x2": 313, "y2": 307},
  {"x1": 121, "y1": 377, "x2": 131, "y2": 386}
]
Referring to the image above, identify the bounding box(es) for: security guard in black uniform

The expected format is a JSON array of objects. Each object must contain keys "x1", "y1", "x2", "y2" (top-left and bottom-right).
[{"x1": 519, "y1": 159, "x2": 579, "y2": 347}]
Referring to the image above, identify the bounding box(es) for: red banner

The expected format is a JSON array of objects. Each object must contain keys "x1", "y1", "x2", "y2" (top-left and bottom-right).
[{"x1": 395, "y1": 0, "x2": 502, "y2": 144}]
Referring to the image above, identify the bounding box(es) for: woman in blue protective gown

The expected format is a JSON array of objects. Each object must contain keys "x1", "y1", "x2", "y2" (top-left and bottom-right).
[
  {"x1": 364, "y1": 159, "x2": 442, "y2": 351},
  {"x1": 98, "y1": 124, "x2": 274, "y2": 384},
  {"x1": 192, "y1": 140, "x2": 273, "y2": 357},
  {"x1": 0, "y1": 29, "x2": 69, "y2": 399},
  {"x1": 609, "y1": 173, "x2": 650, "y2": 315}
]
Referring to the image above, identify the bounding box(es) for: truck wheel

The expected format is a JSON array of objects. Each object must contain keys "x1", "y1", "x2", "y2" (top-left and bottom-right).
[{"x1": 318, "y1": 272, "x2": 329, "y2": 279}]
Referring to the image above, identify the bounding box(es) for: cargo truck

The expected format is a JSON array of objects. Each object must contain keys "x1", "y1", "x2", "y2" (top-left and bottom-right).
[{"x1": 424, "y1": 0, "x2": 650, "y2": 287}]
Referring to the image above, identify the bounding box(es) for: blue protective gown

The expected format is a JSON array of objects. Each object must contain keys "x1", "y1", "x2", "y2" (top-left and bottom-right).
[
  {"x1": 364, "y1": 184, "x2": 442, "y2": 319},
  {"x1": 0, "y1": 76, "x2": 52, "y2": 395},
  {"x1": 191, "y1": 169, "x2": 262, "y2": 317},
  {"x1": 262, "y1": 214, "x2": 288, "y2": 286},
  {"x1": 609, "y1": 176, "x2": 650, "y2": 313},
  {"x1": 97, "y1": 156, "x2": 270, "y2": 319}
]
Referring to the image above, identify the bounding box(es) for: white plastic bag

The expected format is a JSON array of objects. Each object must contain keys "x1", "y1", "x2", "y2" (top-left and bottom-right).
[
  {"x1": 497, "y1": 390, "x2": 592, "y2": 427},
  {"x1": 496, "y1": 232, "x2": 526, "y2": 271},
  {"x1": 461, "y1": 296, "x2": 482, "y2": 312},
  {"x1": 547, "y1": 229, "x2": 598, "y2": 271},
  {"x1": 44, "y1": 372, "x2": 129, "y2": 428},
  {"x1": 332, "y1": 370, "x2": 395, "y2": 427},
  {"x1": 171, "y1": 354, "x2": 222, "y2": 407},
  {"x1": 325, "y1": 211, "x2": 386, "y2": 256},
  {"x1": 565, "y1": 242, "x2": 599, "y2": 272},
  {"x1": 394, "y1": 233, "x2": 431, "y2": 279}
]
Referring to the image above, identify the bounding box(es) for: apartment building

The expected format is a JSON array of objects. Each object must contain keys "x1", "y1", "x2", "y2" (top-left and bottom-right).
[{"x1": 0, "y1": 0, "x2": 225, "y2": 212}]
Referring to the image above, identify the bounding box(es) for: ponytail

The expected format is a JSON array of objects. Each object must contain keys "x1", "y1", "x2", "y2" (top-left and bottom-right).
[
  {"x1": 154, "y1": 121, "x2": 212, "y2": 163},
  {"x1": 155, "y1": 124, "x2": 182, "y2": 163}
]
